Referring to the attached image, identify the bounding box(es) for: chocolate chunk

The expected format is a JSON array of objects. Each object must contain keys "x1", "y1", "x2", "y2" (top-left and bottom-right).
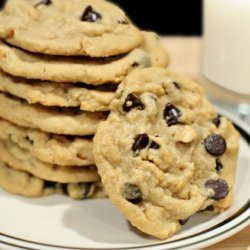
[
  {"x1": 205, "y1": 179, "x2": 229, "y2": 200},
  {"x1": 212, "y1": 115, "x2": 221, "y2": 128},
  {"x1": 173, "y1": 81, "x2": 181, "y2": 89},
  {"x1": 204, "y1": 134, "x2": 227, "y2": 156},
  {"x1": 81, "y1": 5, "x2": 102, "y2": 22},
  {"x1": 215, "y1": 159, "x2": 223, "y2": 172},
  {"x1": 132, "y1": 134, "x2": 149, "y2": 151},
  {"x1": 132, "y1": 62, "x2": 139, "y2": 67},
  {"x1": 34, "y1": 0, "x2": 52, "y2": 7},
  {"x1": 150, "y1": 141, "x2": 160, "y2": 149},
  {"x1": 122, "y1": 93, "x2": 145, "y2": 112},
  {"x1": 179, "y1": 217, "x2": 190, "y2": 225},
  {"x1": 123, "y1": 183, "x2": 142, "y2": 204},
  {"x1": 163, "y1": 103, "x2": 181, "y2": 126}
]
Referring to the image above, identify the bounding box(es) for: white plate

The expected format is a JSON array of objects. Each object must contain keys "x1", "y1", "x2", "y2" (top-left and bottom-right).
[{"x1": 0, "y1": 107, "x2": 249, "y2": 250}]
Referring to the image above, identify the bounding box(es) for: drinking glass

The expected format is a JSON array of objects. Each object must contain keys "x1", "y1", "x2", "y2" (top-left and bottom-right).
[{"x1": 202, "y1": 0, "x2": 250, "y2": 125}]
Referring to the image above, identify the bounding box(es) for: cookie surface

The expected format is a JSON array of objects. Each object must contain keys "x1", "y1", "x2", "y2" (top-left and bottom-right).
[
  {"x1": 0, "y1": 160, "x2": 44, "y2": 197},
  {"x1": 0, "y1": 71, "x2": 115, "y2": 112},
  {"x1": 0, "y1": 160, "x2": 105, "y2": 199},
  {"x1": 0, "y1": 119, "x2": 94, "y2": 166},
  {"x1": 93, "y1": 68, "x2": 239, "y2": 239},
  {"x1": 0, "y1": 93, "x2": 106, "y2": 135},
  {"x1": 0, "y1": 0, "x2": 143, "y2": 56},
  {"x1": 141, "y1": 31, "x2": 168, "y2": 68},
  {"x1": 0, "y1": 43, "x2": 150, "y2": 84},
  {"x1": 0, "y1": 139, "x2": 99, "y2": 183}
]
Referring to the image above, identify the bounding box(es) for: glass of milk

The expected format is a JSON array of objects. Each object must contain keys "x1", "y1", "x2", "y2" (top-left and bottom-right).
[{"x1": 202, "y1": 0, "x2": 250, "y2": 125}]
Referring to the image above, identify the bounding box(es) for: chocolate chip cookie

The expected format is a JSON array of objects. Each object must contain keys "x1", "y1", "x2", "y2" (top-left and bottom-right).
[
  {"x1": 0, "y1": 42, "x2": 150, "y2": 84},
  {"x1": 0, "y1": 119, "x2": 94, "y2": 166},
  {"x1": 0, "y1": 71, "x2": 115, "y2": 112},
  {"x1": 0, "y1": 93, "x2": 106, "y2": 135},
  {"x1": 93, "y1": 68, "x2": 239, "y2": 239},
  {"x1": 0, "y1": 139, "x2": 99, "y2": 183},
  {"x1": 0, "y1": 160, "x2": 105, "y2": 199},
  {"x1": 0, "y1": 0, "x2": 143, "y2": 56}
]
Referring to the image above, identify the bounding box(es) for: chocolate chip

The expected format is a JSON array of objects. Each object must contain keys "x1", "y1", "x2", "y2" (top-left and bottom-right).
[
  {"x1": 82, "y1": 183, "x2": 92, "y2": 198},
  {"x1": 123, "y1": 183, "x2": 142, "y2": 204},
  {"x1": 212, "y1": 115, "x2": 221, "y2": 128},
  {"x1": 34, "y1": 0, "x2": 52, "y2": 7},
  {"x1": 179, "y1": 217, "x2": 190, "y2": 225},
  {"x1": 122, "y1": 93, "x2": 145, "y2": 112},
  {"x1": 163, "y1": 103, "x2": 181, "y2": 126},
  {"x1": 132, "y1": 62, "x2": 139, "y2": 67},
  {"x1": 215, "y1": 159, "x2": 223, "y2": 172},
  {"x1": 61, "y1": 184, "x2": 68, "y2": 195},
  {"x1": 150, "y1": 141, "x2": 160, "y2": 149},
  {"x1": 24, "y1": 136, "x2": 34, "y2": 145},
  {"x1": 205, "y1": 179, "x2": 229, "y2": 200},
  {"x1": 173, "y1": 81, "x2": 181, "y2": 89},
  {"x1": 204, "y1": 134, "x2": 227, "y2": 156},
  {"x1": 81, "y1": 5, "x2": 102, "y2": 22},
  {"x1": 132, "y1": 134, "x2": 149, "y2": 151}
]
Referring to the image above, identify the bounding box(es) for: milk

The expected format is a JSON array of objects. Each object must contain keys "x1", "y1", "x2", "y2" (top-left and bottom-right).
[{"x1": 203, "y1": 0, "x2": 250, "y2": 96}]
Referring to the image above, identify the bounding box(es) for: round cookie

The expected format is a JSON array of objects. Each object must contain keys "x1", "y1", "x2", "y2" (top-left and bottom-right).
[
  {"x1": 0, "y1": 139, "x2": 99, "y2": 183},
  {"x1": 0, "y1": 71, "x2": 115, "y2": 112},
  {"x1": 0, "y1": 43, "x2": 150, "y2": 84},
  {"x1": 93, "y1": 68, "x2": 239, "y2": 239},
  {"x1": 0, "y1": 119, "x2": 94, "y2": 166},
  {"x1": 0, "y1": 93, "x2": 106, "y2": 136},
  {"x1": 0, "y1": 160, "x2": 106, "y2": 199},
  {"x1": 0, "y1": 0, "x2": 143, "y2": 56}
]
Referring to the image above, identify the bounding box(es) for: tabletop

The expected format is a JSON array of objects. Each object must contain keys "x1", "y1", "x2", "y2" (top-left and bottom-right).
[{"x1": 160, "y1": 36, "x2": 250, "y2": 250}]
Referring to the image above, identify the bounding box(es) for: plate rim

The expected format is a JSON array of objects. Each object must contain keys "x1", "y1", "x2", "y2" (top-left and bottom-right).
[{"x1": 0, "y1": 107, "x2": 249, "y2": 250}]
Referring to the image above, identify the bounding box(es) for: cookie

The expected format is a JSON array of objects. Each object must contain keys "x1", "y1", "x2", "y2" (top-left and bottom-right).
[
  {"x1": 0, "y1": 139, "x2": 99, "y2": 183},
  {"x1": 0, "y1": 160, "x2": 44, "y2": 197},
  {"x1": 0, "y1": 42, "x2": 151, "y2": 84},
  {"x1": 0, "y1": 0, "x2": 143, "y2": 56},
  {"x1": 141, "y1": 31, "x2": 169, "y2": 68},
  {"x1": 0, "y1": 160, "x2": 105, "y2": 199},
  {"x1": 0, "y1": 93, "x2": 106, "y2": 135},
  {"x1": 93, "y1": 68, "x2": 239, "y2": 239},
  {"x1": 0, "y1": 119, "x2": 94, "y2": 166},
  {"x1": 0, "y1": 71, "x2": 115, "y2": 112}
]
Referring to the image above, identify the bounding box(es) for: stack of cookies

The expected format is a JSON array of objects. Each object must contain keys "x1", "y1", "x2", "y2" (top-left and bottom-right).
[
  {"x1": 0, "y1": 0, "x2": 168, "y2": 199},
  {"x1": 0, "y1": 0, "x2": 241, "y2": 242}
]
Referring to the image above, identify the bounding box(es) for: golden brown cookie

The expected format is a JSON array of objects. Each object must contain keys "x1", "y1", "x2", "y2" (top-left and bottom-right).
[
  {"x1": 0, "y1": 119, "x2": 94, "y2": 166},
  {"x1": 93, "y1": 68, "x2": 239, "y2": 239},
  {"x1": 0, "y1": 0, "x2": 143, "y2": 56}
]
